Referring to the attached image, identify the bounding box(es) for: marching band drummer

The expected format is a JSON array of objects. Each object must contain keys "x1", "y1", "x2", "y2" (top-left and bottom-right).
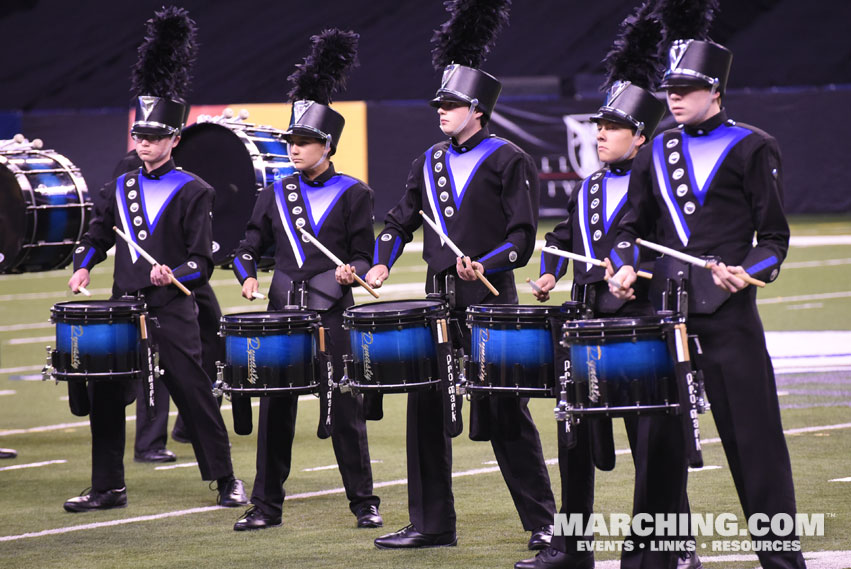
[
  {"x1": 365, "y1": 0, "x2": 556, "y2": 551},
  {"x1": 64, "y1": 7, "x2": 247, "y2": 512},
  {"x1": 521, "y1": 5, "x2": 699, "y2": 568},
  {"x1": 608, "y1": 2, "x2": 806, "y2": 566},
  {"x1": 229, "y1": 30, "x2": 382, "y2": 532}
]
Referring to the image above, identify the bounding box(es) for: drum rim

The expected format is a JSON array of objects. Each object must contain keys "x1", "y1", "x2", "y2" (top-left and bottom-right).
[
  {"x1": 467, "y1": 302, "x2": 583, "y2": 320},
  {"x1": 343, "y1": 299, "x2": 448, "y2": 323},
  {"x1": 221, "y1": 309, "x2": 320, "y2": 327},
  {"x1": 51, "y1": 299, "x2": 146, "y2": 320},
  {"x1": 563, "y1": 313, "x2": 683, "y2": 333}
]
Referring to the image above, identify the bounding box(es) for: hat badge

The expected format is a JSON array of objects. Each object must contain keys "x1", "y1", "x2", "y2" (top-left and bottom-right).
[{"x1": 139, "y1": 96, "x2": 159, "y2": 121}]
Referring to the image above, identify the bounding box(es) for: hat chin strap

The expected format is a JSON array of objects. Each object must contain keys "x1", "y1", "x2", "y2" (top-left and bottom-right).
[
  {"x1": 288, "y1": 137, "x2": 332, "y2": 174},
  {"x1": 692, "y1": 82, "x2": 720, "y2": 126},
  {"x1": 449, "y1": 99, "x2": 479, "y2": 138}
]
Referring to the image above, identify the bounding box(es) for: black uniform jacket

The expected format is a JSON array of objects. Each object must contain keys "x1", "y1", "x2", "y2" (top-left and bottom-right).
[
  {"x1": 232, "y1": 164, "x2": 374, "y2": 310},
  {"x1": 73, "y1": 159, "x2": 214, "y2": 307},
  {"x1": 611, "y1": 111, "x2": 789, "y2": 310},
  {"x1": 374, "y1": 128, "x2": 539, "y2": 305}
]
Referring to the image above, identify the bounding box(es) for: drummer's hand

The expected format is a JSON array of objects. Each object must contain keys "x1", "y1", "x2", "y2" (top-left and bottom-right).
[
  {"x1": 365, "y1": 264, "x2": 389, "y2": 288},
  {"x1": 241, "y1": 277, "x2": 259, "y2": 300},
  {"x1": 708, "y1": 262, "x2": 748, "y2": 293},
  {"x1": 150, "y1": 264, "x2": 173, "y2": 287},
  {"x1": 533, "y1": 274, "x2": 556, "y2": 302},
  {"x1": 69, "y1": 269, "x2": 90, "y2": 294},
  {"x1": 608, "y1": 265, "x2": 637, "y2": 300},
  {"x1": 335, "y1": 264, "x2": 357, "y2": 285},
  {"x1": 456, "y1": 256, "x2": 483, "y2": 281}
]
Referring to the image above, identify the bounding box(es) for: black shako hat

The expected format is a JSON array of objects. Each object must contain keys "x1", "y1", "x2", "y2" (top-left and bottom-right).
[
  {"x1": 590, "y1": 1, "x2": 666, "y2": 137},
  {"x1": 655, "y1": 0, "x2": 731, "y2": 93},
  {"x1": 429, "y1": 0, "x2": 511, "y2": 117},
  {"x1": 130, "y1": 6, "x2": 197, "y2": 136},
  {"x1": 284, "y1": 29, "x2": 359, "y2": 153}
]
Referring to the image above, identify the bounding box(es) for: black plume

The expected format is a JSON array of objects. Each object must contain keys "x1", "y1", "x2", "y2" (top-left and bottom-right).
[
  {"x1": 601, "y1": 1, "x2": 664, "y2": 90},
  {"x1": 130, "y1": 6, "x2": 198, "y2": 101},
  {"x1": 431, "y1": 0, "x2": 512, "y2": 70},
  {"x1": 287, "y1": 29, "x2": 360, "y2": 104},
  {"x1": 656, "y1": 0, "x2": 719, "y2": 43}
]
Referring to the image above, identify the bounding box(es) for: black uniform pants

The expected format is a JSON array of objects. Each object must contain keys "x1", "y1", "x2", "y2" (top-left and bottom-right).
[
  {"x1": 689, "y1": 290, "x2": 805, "y2": 569},
  {"x1": 134, "y1": 283, "x2": 222, "y2": 453},
  {"x1": 89, "y1": 294, "x2": 233, "y2": 490},
  {"x1": 250, "y1": 306, "x2": 378, "y2": 517}
]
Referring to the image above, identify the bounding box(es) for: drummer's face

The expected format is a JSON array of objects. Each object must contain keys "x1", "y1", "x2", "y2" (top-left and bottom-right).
[
  {"x1": 134, "y1": 134, "x2": 178, "y2": 170},
  {"x1": 596, "y1": 121, "x2": 642, "y2": 163},
  {"x1": 288, "y1": 135, "x2": 326, "y2": 170}
]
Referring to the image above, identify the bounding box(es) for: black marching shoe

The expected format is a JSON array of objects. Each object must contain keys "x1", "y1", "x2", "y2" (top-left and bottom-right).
[
  {"x1": 355, "y1": 504, "x2": 383, "y2": 528},
  {"x1": 0, "y1": 448, "x2": 17, "y2": 459},
  {"x1": 233, "y1": 505, "x2": 282, "y2": 531},
  {"x1": 374, "y1": 524, "x2": 457, "y2": 549},
  {"x1": 677, "y1": 551, "x2": 703, "y2": 569},
  {"x1": 515, "y1": 547, "x2": 594, "y2": 569},
  {"x1": 216, "y1": 478, "x2": 248, "y2": 507},
  {"x1": 64, "y1": 487, "x2": 127, "y2": 513},
  {"x1": 134, "y1": 448, "x2": 176, "y2": 463},
  {"x1": 528, "y1": 524, "x2": 554, "y2": 550}
]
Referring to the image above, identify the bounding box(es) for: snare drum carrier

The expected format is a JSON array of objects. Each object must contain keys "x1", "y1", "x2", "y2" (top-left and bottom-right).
[
  {"x1": 343, "y1": 299, "x2": 450, "y2": 393},
  {"x1": 465, "y1": 302, "x2": 583, "y2": 397},
  {"x1": 218, "y1": 309, "x2": 320, "y2": 396},
  {"x1": 0, "y1": 140, "x2": 91, "y2": 273},
  {"x1": 46, "y1": 299, "x2": 148, "y2": 381}
]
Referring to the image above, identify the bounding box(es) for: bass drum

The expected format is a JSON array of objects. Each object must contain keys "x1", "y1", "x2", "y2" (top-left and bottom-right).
[
  {"x1": 173, "y1": 120, "x2": 294, "y2": 267},
  {"x1": 0, "y1": 144, "x2": 91, "y2": 273}
]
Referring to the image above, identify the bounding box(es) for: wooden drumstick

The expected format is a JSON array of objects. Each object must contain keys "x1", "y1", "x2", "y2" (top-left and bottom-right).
[
  {"x1": 318, "y1": 326, "x2": 326, "y2": 353},
  {"x1": 542, "y1": 247, "x2": 652, "y2": 279},
  {"x1": 77, "y1": 286, "x2": 91, "y2": 297},
  {"x1": 112, "y1": 226, "x2": 191, "y2": 296},
  {"x1": 636, "y1": 238, "x2": 766, "y2": 288},
  {"x1": 418, "y1": 210, "x2": 500, "y2": 297},
  {"x1": 296, "y1": 227, "x2": 380, "y2": 299},
  {"x1": 251, "y1": 291, "x2": 266, "y2": 300},
  {"x1": 526, "y1": 277, "x2": 543, "y2": 293}
]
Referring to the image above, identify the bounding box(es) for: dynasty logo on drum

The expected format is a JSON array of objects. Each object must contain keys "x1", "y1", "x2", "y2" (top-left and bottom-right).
[
  {"x1": 70, "y1": 325, "x2": 83, "y2": 370},
  {"x1": 477, "y1": 329, "x2": 490, "y2": 384},
  {"x1": 585, "y1": 346, "x2": 602, "y2": 403},
  {"x1": 246, "y1": 337, "x2": 260, "y2": 385},
  {"x1": 361, "y1": 332, "x2": 374, "y2": 381}
]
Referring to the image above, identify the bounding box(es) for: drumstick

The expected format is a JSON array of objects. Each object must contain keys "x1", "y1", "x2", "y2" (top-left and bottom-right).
[
  {"x1": 296, "y1": 227, "x2": 379, "y2": 299},
  {"x1": 112, "y1": 226, "x2": 191, "y2": 296},
  {"x1": 636, "y1": 238, "x2": 766, "y2": 288},
  {"x1": 251, "y1": 291, "x2": 266, "y2": 300},
  {"x1": 542, "y1": 247, "x2": 652, "y2": 279},
  {"x1": 77, "y1": 286, "x2": 91, "y2": 297},
  {"x1": 418, "y1": 210, "x2": 500, "y2": 297},
  {"x1": 525, "y1": 277, "x2": 543, "y2": 293}
]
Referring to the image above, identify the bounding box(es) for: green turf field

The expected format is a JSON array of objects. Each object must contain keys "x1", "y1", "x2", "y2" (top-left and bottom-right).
[{"x1": 1, "y1": 217, "x2": 849, "y2": 569}]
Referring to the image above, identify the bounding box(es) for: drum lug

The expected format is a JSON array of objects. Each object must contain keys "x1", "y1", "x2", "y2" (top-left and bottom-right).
[
  {"x1": 41, "y1": 345, "x2": 55, "y2": 382},
  {"x1": 212, "y1": 362, "x2": 225, "y2": 398},
  {"x1": 338, "y1": 355, "x2": 353, "y2": 394},
  {"x1": 457, "y1": 353, "x2": 470, "y2": 397},
  {"x1": 152, "y1": 352, "x2": 163, "y2": 379}
]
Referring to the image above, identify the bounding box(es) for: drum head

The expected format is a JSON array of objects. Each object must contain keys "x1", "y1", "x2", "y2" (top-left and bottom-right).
[
  {"x1": 467, "y1": 303, "x2": 581, "y2": 326},
  {"x1": 0, "y1": 161, "x2": 27, "y2": 272},
  {"x1": 344, "y1": 299, "x2": 448, "y2": 327},
  {"x1": 564, "y1": 312, "x2": 682, "y2": 337},
  {"x1": 52, "y1": 299, "x2": 146, "y2": 322},
  {"x1": 173, "y1": 123, "x2": 258, "y2": 265},
  {"x1": 221, "y1": 309, "x2": 319, "y2": 332}
]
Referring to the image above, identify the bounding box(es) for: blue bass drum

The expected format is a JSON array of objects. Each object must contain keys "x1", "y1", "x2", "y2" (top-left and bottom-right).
[
  {"x1": 0, "y1": 145, "x2": 91, "y2": 273},
  {"x1": 49, "y1": 299, "x2": 146, "y2": 380},
  {"x1": 562, "y1": 314, "x2": 682, "y2": 415},
  {"x1": 220, "y1": 310, "x2": 319, "y2": 396},
  {"x1": 343, "y1": 299, "x2": 449, "y2": 393},
  {"x1": 466, "y1": 303, "x2": 583, "y2": 396}
]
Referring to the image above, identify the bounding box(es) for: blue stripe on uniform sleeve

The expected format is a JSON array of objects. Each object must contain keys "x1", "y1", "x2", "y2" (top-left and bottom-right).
[
  {"x1": 745, "y1": 255, "x2": 778, "y2": 275},
  {"x1": 177, "y1": 271, "x2": 201, "y2": 283}
]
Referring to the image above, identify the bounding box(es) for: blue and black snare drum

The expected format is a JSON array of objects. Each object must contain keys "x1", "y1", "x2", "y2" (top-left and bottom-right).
[
  {"x1": 562, "y1": 314, "x2": 683, "y2": 415},
  {"x1": 49, "y1": 299, "x2": 146, "y2": 380},
  {"x1": 343, "y1": 299, "x2": 449, "y2": 393},
  {"x1": 0, "y1": 147, "x2": 91, "y2": 273},
  {"x1": 220, "y1": 310, "x2": 319, "y2": 396},
  {"x1": 466, "y1": 303, "x2": 583, "y2": 397}
]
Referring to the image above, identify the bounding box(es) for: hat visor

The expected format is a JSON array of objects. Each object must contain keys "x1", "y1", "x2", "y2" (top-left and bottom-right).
[
  {"x1": 131, "y1": 124, "x2": 176, "y2": 136},
  {"x1": 429, "y1": 92, "x2": 470, "y2": 108},
  {"x1": 659, "y1": 74, "x2": 712, "y2": 90},
  {"x1": 283, "y1": 126, "x2": 328, "y2": 142},
  {"x1": 589, "y1": 110, "x2": 635, "y2": 128}
]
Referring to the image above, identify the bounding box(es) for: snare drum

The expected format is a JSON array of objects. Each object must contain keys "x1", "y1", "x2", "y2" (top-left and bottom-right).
[
  {"x1": 562, "y1": 314, "x2": 682, "y2": 415},
  {"x1": 220, "y1": 310, "x2": 319, "y2": 396},
  {"x1": 0, "y1": 147, "x2": 91, "y2": 273},
  {"x1": 173, "y1": 120, "x2": 294, "y2": 266},
  {"x1": 49, "y1": 300, "x2": 146, "y2": 381},
  {"x1": 343, "y1": 299, "x2": 449, "y2": 393},
  {"x1": 466, "y1": 303, "x2": 583, "y2": 396}
]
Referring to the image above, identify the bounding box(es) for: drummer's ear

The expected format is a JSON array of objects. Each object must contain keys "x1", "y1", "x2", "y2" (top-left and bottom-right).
[{"x1": 171, "y1": 135, "x2": 181, "y2": 149}]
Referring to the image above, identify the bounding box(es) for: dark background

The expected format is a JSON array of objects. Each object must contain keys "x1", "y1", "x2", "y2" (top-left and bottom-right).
[{"x1": 2, "y1": 0, "x2": 850, "y2": 215}]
